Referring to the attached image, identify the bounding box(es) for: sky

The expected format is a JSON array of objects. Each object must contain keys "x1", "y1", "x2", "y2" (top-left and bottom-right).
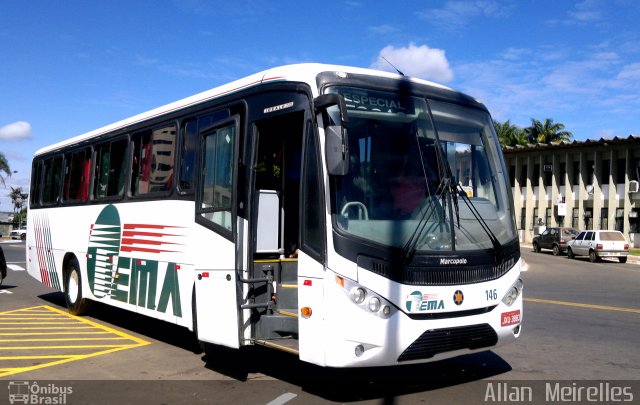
[{"x1": 1, "y1": 0, "x2": 640, "y2": 210}]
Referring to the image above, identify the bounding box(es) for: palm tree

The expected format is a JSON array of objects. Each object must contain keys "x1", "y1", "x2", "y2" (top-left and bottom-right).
[
  {"x1": 526, "y1": 118, "x2": 573, "y2": 144},
  {"x1": 0, "y1": 152, "x2": 10, "y2": 187},
  {"x1": 9, "y1": 186, "x2": 27, "y2": 228},
  {"x1": 494, "y1": 120, "x2": 529, "y2": 147}
]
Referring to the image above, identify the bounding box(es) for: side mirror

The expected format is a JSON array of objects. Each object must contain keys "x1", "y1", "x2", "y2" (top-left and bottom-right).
[
  {"x1": 325, "y1": 125, "x2": 349, "y2": 176},
  {"x1": 314, "y1": 93, "x2": 349, "y2": 176},
  {"x1": 314, "y1": 93, "x2": 348, "y2": 124}
]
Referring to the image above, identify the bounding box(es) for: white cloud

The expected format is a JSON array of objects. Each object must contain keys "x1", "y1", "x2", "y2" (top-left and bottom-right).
[
  {"x1": 616, "y1": 62, "x2": 640, "y2": 80},
  {"x1": 416, "y1": 0, "x2": 507, "y2": 31},
  {"x1": 0, "y1": 121, "x2": 32, "y2": 140},
  {"x1": 568, "y1": 0, "x2": 602, "y2": 23},
  {"x1": 370, "y1": 43, "x2": 454, "y2": 83}
]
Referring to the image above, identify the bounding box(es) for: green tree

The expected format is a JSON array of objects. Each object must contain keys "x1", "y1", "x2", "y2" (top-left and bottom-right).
[
  {"x1": 9, "y1": 186, "x2": 27, "y2": 228},
  {"x1": 526, "y1": 118, "x2": 573, "y2": 144},
  {"x1": 0, "y1": 152, "x2": 10, "y2": 187},
  {"x1": 494, "y1": 119, "x2": 528, "y2": 147}
]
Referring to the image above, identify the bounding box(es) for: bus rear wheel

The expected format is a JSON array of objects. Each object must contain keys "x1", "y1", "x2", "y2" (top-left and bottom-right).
[{"x1": 64, "y1": 257, "x2": 90, "y2": 315}]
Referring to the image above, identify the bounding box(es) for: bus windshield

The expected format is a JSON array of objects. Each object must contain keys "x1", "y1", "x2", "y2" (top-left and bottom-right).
[{"x1": 328, "y1": 86, "x2": 517, "y2": 252}]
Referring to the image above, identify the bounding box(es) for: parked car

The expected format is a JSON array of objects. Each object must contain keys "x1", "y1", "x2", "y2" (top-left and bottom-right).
[
  {"x1": 10, "y1": 227, "x2": 26, "y2": 240},
  {"x1": 566, "y1": 230, "x2": 629, "y2": 263},
  {"x1": 532, "y1": 227, "x2": 579, "y2": 256}
]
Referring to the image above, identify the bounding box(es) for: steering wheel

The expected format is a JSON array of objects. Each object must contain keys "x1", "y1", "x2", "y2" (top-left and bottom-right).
[{"x1": 340, "y1": 201, "x2": 369, "y2": 220}]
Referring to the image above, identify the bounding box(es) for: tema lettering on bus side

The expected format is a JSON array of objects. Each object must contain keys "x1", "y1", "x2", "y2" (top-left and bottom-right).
[{"x1": 87, "y1": 204, "x2": 183, "y2": 317}]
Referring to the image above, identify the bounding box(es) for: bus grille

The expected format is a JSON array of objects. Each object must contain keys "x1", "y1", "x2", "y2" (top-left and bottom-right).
[
  {"x1": 402, "y1": 258, "x2": 515, "y2": 285},
  {"x1": 397, "y1": 323, "x2": 498, "y2": 362}
]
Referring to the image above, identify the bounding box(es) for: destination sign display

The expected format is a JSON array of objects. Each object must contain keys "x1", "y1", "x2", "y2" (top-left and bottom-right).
[{"x1": 332, "y1": 88, "x2": 416, "y2": 115}]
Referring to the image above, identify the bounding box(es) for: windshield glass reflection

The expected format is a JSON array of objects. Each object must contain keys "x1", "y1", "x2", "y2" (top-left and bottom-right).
[{"x1": 329, "y1": 87, "x2": 516, "y2": 252}]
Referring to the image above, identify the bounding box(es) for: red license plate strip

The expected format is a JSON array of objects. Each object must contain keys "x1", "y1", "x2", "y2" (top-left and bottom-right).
[{"x1": 501, "y1": 310, "x2": 521, "y2": 326}]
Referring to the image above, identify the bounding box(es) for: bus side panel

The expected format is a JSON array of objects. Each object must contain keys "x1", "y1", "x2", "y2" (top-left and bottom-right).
[
  {"x1": 297, "y1": 250, "x2": 326, "y2": 366},
  {"x1": 193, "y1": 223, "x2": 240, "y2": 349}
]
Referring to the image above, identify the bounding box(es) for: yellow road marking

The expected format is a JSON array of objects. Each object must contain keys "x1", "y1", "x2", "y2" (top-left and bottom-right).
[
  {"x1": 525, "y1": 297, "x2": 640, "y2": 314},
  {"x1": 0, "y1": 332, "x2": 112, "y2": 336},
  {"x1": 0, "y1": 337, "x2": 130, "y2": 342},
  {"x1": 0, "y1": 326, "x2": 97, "y2": 330},
  {"x1": 0, "y1": 305, "x2": 150, "y2": 378}
]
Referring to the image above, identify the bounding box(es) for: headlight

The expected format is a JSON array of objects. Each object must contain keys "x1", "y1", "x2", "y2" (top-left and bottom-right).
[
  {"x1": 502, "y1": 278, "x2": 523, "y2": 307},
  {"x1": 351, "y1": 288, "x2": 366, "y2": 304},
  {"x1": 337, "y1": 276, "x2": 395, "y2": 318},
  {"x1": 368, "y1": 297, "x2": 381, "y2": 312}
]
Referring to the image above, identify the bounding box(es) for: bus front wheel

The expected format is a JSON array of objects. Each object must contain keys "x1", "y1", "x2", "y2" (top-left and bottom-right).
[{"x1": 64, "y1": 257, "x2": 90, "y2": 315}]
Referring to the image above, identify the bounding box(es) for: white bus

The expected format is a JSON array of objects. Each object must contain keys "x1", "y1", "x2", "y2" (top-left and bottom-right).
[{"x1": 26, "y1": 63, "x2": 524, "y2": 367}]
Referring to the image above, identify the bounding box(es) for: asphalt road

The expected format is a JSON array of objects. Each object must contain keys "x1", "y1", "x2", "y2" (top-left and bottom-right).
[{"x1": 1, "y1": 241, "x2": 639, "y2": 404}]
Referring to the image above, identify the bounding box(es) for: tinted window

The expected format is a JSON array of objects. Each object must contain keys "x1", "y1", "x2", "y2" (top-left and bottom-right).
[
  {"x1": 63, "y1": 148, "x2": 91, "y2": 202},
  {"x1": 576, "y1": 232, "x2": 585, "y2": 241},
  {"x1": 94, "y1": 138, "x2": 128, "y2": 199},
  {"x1": 179, "y1": 110, "x2": 228, "y2": 194},
  {"x1": 179, "y1": 119, "x2": 198, "y2": 192},
  {"x1": 30, "y1": 161, "x2": 43, "y2": 207},
  {"x1": 301, "y1": 122, "x2": 325, "y2": 259},
  {"x1": 198, "y1": 120, "x2": 236, "y2": 232},
  {"x1": 42, "y1": 156, "x2": 63, "y2": 205},
  {"x1": 131, "y1": 124, "x2": 176, "y2": 196},
  {"x1": 585, "y1": 231, "x2": 594, "y2": 241}
]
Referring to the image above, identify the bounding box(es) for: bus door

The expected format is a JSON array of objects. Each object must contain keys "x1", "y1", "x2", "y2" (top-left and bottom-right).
[
  {"x1": 248, "y1": 94, "x2": 310, "y2": 350},
  {"x1": 193, "y1": 115, "x2": 244, "y2": 348}
]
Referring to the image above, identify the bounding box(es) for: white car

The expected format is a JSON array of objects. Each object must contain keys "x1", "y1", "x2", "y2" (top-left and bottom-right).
[
  {"x1": 10, "y1": 227, "x2": 26, "y2": 240},
  {"x1": 566, "y1": 230, "x2": 629, "y2": 263}
]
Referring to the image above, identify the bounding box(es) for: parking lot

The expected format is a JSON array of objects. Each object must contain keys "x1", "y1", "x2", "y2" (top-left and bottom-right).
[{"x1": 1, "y1": 240, "x2": 639, "y2": 403}]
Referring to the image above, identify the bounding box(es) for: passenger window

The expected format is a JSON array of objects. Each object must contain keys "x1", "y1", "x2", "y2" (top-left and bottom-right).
[
  {"x1": 179, "y1": 119, "x2": 198, "y2": 192},
  {"x1": 585, "y1": 231, "x2": 594, "y2": 241},
  {"x1": 576, "y1": 232, "x2": 585, "y2": 241},
  {"x1": 131, "y1": 124, "x2": 176, "y2": 196},
  {"x1": 30, "y1": 161, "x2": 43, "y2": 207},
  {"x1": 179, "y1": 111, "x2": 228, "y2": 194},
  {"x1": 94, "y1": 138, "x2": 128, "y2": 199},
  {"x1": 42, "y1": 156, "x2": 63, "y2": 205},
  {"x1": 198, "y1": 119, "x2": 237, "y2": 232},
  {"x1": 63, "y1": 148, "x2": 91, "y2": 202}
]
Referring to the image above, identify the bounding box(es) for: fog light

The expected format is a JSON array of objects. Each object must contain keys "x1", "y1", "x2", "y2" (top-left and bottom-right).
[
  {"x1": 382, "y1": 306, "x2": 391, "y2": 316},
  {"x1": 355, "y1": 344, "x2": 364, "y2": 357}
]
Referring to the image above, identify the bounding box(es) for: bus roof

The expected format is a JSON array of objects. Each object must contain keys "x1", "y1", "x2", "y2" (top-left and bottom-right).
[{"x1": 35, "y1": 63, "x2": 457, "y2": 156}]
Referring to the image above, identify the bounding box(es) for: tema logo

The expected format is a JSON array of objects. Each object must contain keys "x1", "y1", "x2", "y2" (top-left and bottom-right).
[
  {"x1": 86, "y1": 205, "x2": 183, "y2": 317},
  {"x1": 405, "y1": 291, "x2": 445, "y2": 312}
]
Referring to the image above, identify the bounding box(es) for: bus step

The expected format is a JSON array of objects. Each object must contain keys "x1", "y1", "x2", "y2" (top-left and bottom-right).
[
  {"x1": 254, "y1": 338, "x2": 299, "y2": 355},
  {"x1": 277, "y1": 308, "x2": 298, "y2": 318},
  {"x1": 276, "y1": 284, "x2": 298, "y2": 309}
]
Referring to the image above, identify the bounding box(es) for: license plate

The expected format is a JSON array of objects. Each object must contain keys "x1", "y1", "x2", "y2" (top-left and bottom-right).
[{"x1": 501, "y1": 310, "x2": 521, "y2": 326}]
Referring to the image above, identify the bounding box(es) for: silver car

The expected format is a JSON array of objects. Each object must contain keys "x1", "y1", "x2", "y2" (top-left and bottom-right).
[{"x1": 566, "y1": 230, "x2": 629, "y2": 263}]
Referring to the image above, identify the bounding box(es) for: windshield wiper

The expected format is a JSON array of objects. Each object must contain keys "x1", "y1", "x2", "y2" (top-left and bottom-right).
[
  {"x1": 426, "y1": 108, "x2": 503, "y2": 264},
  {"x1": 401, "y1": 178, "x2": 447, "y2": 264},
  {"x1": 452, "y1": 183, "x2": 504, "y2": 263}
]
